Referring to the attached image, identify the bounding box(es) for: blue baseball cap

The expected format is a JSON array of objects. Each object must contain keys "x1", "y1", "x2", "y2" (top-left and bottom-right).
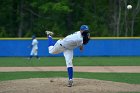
[
  {"x1": 32, "y1": 35, "x2": 36, "y2": 39},
  {"x1": 80, "y1": 25, "x2": 89, "y2": 31}
]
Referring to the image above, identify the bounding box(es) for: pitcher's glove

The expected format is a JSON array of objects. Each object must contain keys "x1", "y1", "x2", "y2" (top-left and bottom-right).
[{"x1": 82, "y1": 32, "x2": 90, "y2": 45}]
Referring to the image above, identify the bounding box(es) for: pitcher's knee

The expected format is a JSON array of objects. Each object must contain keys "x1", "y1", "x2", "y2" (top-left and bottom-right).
[
  {"x1": 66, "y1": 62, "x2": 73, "y2": 67},
  {"x1": 49, "y1": 51, "x2": 59, "y2": 54},
  {"x1": 49, "y1": 51, "x2": 53, "y2": 54}
]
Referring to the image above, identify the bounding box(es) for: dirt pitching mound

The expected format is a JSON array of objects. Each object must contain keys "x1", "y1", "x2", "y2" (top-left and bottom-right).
[{"x1": 0, "y1": 78, "x2": 140, "y2": 93}]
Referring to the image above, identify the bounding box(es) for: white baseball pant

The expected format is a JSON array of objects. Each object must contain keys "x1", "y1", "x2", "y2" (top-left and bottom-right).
[
  {"x1": 30, "y1": 48, "x2": 38, "y2": 56},
  {"x1": 48, "y1": 40, "x2": 73, "y2": 67}
]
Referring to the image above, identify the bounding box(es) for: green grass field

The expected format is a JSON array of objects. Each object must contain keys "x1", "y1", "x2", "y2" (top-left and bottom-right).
[
  {"x1": 0, "y1": 56, "x2": 140, "y2": 66},
  {"x1": 0, "y1": 57, "x2": 140, "y2": 85},
  {"x1": 0, "y1": 72, "x2": 140, "y2": 84}
]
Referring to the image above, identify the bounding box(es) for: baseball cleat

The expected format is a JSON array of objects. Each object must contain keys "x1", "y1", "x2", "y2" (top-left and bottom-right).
[
  {"x1": 67, "y1": 80, "x2": 73, "y2": 87},
  {"x1": 45, "y1": 31, "x2": 54, "y2": 36}
]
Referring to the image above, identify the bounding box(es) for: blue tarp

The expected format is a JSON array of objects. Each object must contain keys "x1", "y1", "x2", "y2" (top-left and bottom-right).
[{"x1": 0, "y1": 39, "x2": 140, "y2": 56}]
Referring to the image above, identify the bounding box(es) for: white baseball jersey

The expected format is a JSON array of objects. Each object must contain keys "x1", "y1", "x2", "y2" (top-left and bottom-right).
[
  {"x1": 32, "y1": 39, "x2": 38, "y2": 49},
  {"x1": 30, "y1": 39, "x2": 38, "y2": 55},
  {"x1": 48, "y1": 31, "x2": 83, "y2": 54},
  {"x1": 48, "y1": 31, "x2": 83, "y2": 67},
  {"x1": 60, "y1": 31, "x2": 83, "y2": 49}
]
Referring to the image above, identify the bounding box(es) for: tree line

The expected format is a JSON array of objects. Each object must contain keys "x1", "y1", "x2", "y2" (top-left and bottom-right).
[{"x1": 0, "y1": 0, "x2": 140, "y2": 37}]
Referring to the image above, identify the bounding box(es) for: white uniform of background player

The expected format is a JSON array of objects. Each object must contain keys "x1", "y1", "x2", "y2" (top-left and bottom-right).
[
  {"x1": 46, "y1": 25, "x2": 89, "y2": 87},
  {"x1": 29, "y1": 35, "x2": 39, "y2": 59}
]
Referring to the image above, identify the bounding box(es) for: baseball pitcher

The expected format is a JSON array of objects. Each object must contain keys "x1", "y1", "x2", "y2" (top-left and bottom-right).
[{"x1": 46, "y1": 25, "x2": 90, "y2": 87}]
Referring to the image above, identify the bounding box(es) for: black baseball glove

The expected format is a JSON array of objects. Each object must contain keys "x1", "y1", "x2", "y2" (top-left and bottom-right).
[{"x1": 82, "y1": 32, "x2": 90, "y2": 45}]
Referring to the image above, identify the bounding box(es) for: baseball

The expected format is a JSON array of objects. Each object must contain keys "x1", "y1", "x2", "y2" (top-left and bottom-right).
[{"x1": 127, "y1": 5, "x2": 132, "y2": 9}]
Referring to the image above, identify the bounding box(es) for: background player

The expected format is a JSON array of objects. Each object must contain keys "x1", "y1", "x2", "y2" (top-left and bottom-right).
[
  {"x1": 45, "y1": 25, "x2": 90, "y2": 87},
  {"x1": 28, "y1": 35, "x2": 40, "y2": 60}
]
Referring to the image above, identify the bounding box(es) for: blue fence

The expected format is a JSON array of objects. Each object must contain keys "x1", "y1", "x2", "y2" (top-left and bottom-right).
[{"x1": 0, "y1": 38, "x2": 140, "y2": 56}]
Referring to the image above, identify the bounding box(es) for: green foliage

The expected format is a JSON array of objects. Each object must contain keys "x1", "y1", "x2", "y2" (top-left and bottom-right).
[
  {"x1": 52, "y1": 23, "x2": 62, "y2": 36},
  {"x1": 0, "y1": 0, "x2": 140, "y2": 37},
  {"x1": 0, "y1": 27, "x2": 6, "y2": 37},
  {"x1": 39, "y1": 2, "x2": 54, "y2": 13},
  {"x1": 52, "y1": 2, "x2": 72, "y2": 13}
]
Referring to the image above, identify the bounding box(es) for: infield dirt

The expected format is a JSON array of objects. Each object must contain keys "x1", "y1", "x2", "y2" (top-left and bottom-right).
[{"x1": 0, "y1": 78, "x2": 140, "y2": 93}]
